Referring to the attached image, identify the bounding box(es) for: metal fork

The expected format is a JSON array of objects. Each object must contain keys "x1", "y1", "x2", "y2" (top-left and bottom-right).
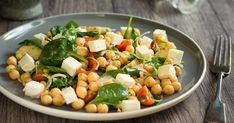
[{"x1": 204, "y1": 35, "x2": 232, "y2": 123}]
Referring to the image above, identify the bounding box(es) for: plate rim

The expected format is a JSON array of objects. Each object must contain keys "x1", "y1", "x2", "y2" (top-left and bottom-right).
[{"x1": 0, "y1": 12, "x2": 207, "y2": 121}]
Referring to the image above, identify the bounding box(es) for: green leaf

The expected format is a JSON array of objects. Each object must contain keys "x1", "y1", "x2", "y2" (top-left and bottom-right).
[
  {"x1": 124, "y1": 17, "x2": 133, "y2": 39},
  {"x1": 38, "y1": 64, "x2": 66, "y2": 73},
  {"x1": 50, "y1": 26, "x2": 66, "y2": 37},
  {"x1": 50, "y1": 76, "x2": 69, "y2": 89},
  {"x1": 89, "y1": 83, "x2": 128, "y2": 106},
  {"x1": 19, "y1": 39, "x2": 43, "y2": 49},
  {"x1": 102, "y1": 69, "x2": 125, "y2": 78},
  {"x1": 39, "y1": 38, "x2": 76, "y2": 66},
  {"x1": 102, "y1": 68, "x2": 140, "y2": 77},
  {"x1": 64, "y1": 28, "x2": 77, "y2": 42},
  {"x1": 65, "y1": 20, "x2": 78, "y2": 29},
  {"x1": 68, "y1": 51, "x2": 88, "y2": 63},
  {"x1": 77, "y1": 31, "x2": 99, "y2": 37},
  {"x1": 130, "y1": 53, "x2": 145, "y2": 61},
  {"x1": 124, "y1": 68, "x2": 140, "y2": 77}
]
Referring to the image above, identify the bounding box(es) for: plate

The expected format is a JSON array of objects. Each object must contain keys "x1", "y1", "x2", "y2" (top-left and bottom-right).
[{"x1": 0, "y1": 13, "x2": 206, "y2": 121}]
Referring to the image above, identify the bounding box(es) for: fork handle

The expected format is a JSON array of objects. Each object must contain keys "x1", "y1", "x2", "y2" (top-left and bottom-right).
[{"x1": 215, "y1": 72, "x2": 224, "y2": 100}]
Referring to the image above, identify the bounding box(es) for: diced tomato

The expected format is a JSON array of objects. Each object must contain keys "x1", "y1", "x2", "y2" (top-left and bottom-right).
[
  {"x1": 84, "y1": 36, "x2": 96, "y2": 42},
  {"x1": 87, "y1": 52, "x2": 97, "y2": 58},
  {"x1": 88, "y1": 57, "x2": 99, "y2": 70},
  {"x1": 137, "y1": 86, "x2": 156, "y2": 106},
  {"x1": 33, "y1": 73, "x2": 44, "y2": 82},
  {"x1": 117, "y1": 39, "x2": 132, "y2": 51},
  {"x1": 84, "y1": 90, "x2": 97, "y2": 103}
]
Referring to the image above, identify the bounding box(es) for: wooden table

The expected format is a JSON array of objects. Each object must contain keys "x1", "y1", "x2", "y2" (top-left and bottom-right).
[{"x1": 0, "y1": 0, "x2": 233, "y2": 123}]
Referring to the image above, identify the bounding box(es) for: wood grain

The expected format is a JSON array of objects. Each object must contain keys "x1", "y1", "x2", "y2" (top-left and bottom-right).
[{"x1": 0, "y1": 0, "x2": 233, "y2": 123}]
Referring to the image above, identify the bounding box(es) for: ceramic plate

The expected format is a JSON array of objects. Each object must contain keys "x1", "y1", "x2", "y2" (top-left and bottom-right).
[{"x1": 0, "y1": 13, "x2": 206, "y2": 121}]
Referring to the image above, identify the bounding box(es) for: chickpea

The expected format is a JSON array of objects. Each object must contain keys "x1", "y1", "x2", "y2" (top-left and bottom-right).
[
  {"x1": 155, "y1": 79, "x2": 160, "y2": 85},
  {"x1": 128, "y1": 96, "x2": 138, "y2": 100},
  {"x1": 172, "y1": 81, "x2": 182, "y2": 92},
  {"x1": 98, "y1": 35, "x2": 104, "y2": 39},
  {"x1": 164, "y1": 58, "x2": 173, "y2": 65},
  {"x1": 136, "y1": 77, "x2": 145, "y2": 85},
  {"x1": 72, "y1": 99, "x2": 85, "y2": 110},
  {"x1": 88, "y1": 82, "x2": 99, "y2": 92},
  {"x1": 144, "y1": 76, "x2": 156, "y2": 87},
  {"x1": 76, "y1": 46, "x2": 89, "y2": 56},
  {"x1": 122, "y1": 51, "x2": 131, "y2": 59},
  {"x1": 174, "y1": 66, "x2": 182, "y2": 76},
  {"x1": 87, "y1": 72, "x2": 99, "y2": 83},
  {"x1": 49, "y1": 88, "x2": 61, "y2": 97},
  {"x1": 52, "y1": 95, "x2": 65, "y2": 106},
  {"x1": 97, "y1": 104, "x2": 109, "y2": 113},
  {"x1": 133, "y1": 28, "x2": 141, "y2": 36},
  {"x1": 105, "y1": 50, "x2": 116, "y2": 60},
  {"x1": 45, "y1": 31, "x2": 52, "y2": 38},
  {"x1": 40, "y1": 94, "x2": 52, "y2": 105},
  {"x1": 161, "y1": 79, "x2": 172, "y2": 88},
  {"x1": 75, "y1": 38, "x2": 86, "y2": 46},
  {"x1": 97, "y1": 57, "x2": 108, "y2": 67},
  {"x1": 106, "y1": 65, "x2": 118, "y2": 71},
  {"x1": 85, "y1": 104, "x2": 97, "y2": 113},
  {"x1": 112, "y1": 60, "x2": 121, "y2": 68},
  {"x1": 76, "y1": 86, "x2": 87, "y2": 98},
  {"x1": 163, "y1": 85, "x2": 175, "y2": 95},
  {"x1": 105, "y1": 37, "x2": 112, "y2": 48},
  {"x1": 132, "y1": 84, "x2": 140, "y2": 94},
  {"x1": 41, "y1": 90, "x2": 49, "y2": 96},
  {"x1": 125, "y1": 45, "x2": 135, "y2": 53},
  {"x1": 5, "y1": 65, "x2": 16, "y2": 73},
  {"x1": 151, "y1": 84, "x2": 162, "y2": 95},
  {"x1": 40, "y1": 81, "x2": 47, "y2": 87},
  {"x1": 7, "y1": 56, "x2": 17, "y2": 65},
  {"x1": 143, "y1": 65, "x2": 154, "y2": 73},
  {"x1": 128, "y1": 88, "x2": 135, "y2": 96},
  {"x1": 77, "y1": 80, "x2": 88, "y2": 88},
  {"x1": 119, "y1": 53, "x2": 128, "y2": 65},
  {"x1": 9, "y1": 70, "x2": 20, "y2": 80},
  {"x1": 20, "y1": 72, "x2": 32, "y2": 83},
  {"x1": 78, "y1": 73, "x2": 88, "y2": 81}
]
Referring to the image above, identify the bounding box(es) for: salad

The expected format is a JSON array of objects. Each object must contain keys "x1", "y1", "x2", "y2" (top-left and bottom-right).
[{"x1": 5, "y1": 17, "x2": 184, "y2": 113}]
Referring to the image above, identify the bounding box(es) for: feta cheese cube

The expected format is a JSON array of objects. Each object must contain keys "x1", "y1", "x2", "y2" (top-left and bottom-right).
[
  {"x1": 122, "y1": 100, "x2": 141, "y2": 112},
  {"x1": 158, "y1": 64, "x2": 177, "y2": 81},
  {"x1": 87, "y1": 39, "x2": 107, "y2": 52},
  {"x1": 18, "y1": 54, "x2": 35, "y2": 72},
  {"x1": 153, "y1": 29, "x2": 168, "y2": 40},
  {"x1": 105, "y1": 32, "x2": 124, "y2": 45},
  {"x1": 23, "y1": 81, "x2": 44, "y2": 98},
  {"x1": 136, "y1": 45, "x2": 154, "y2": 58},
  {"x1": 167, "y1": 49, "x2": 184, "y2": 65},
  {"x1": 61, "y1": 87, "x2": 78, "y2": 104},
  {"x1": 52, "y1": 34, "x2": 64, "y2": 40},
  {"x1": 61, "y1": 57, "x2": 82, "y2": 77},
  {"x1": 139, "y1": 36, "x2": 153, "y2": 48},
  {"x1": 120, "y1": 27, "x2": 132, "y2": 35},
  {"x1": 115, "y1": 73, "x2": 135, "y2": 88},
  {"x1": 34, "y1": 33, "x2": 46, "y2": 41}
]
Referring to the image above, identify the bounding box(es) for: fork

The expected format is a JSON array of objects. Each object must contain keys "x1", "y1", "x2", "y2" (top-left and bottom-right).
[{"x1": 204, "y1": 35, "x2": 232, "y2": 123}]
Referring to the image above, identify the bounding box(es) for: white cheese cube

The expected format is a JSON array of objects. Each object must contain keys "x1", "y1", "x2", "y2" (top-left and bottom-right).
[
  {"x1": 61, "y1": 87, "x2": 78, "y2": 104},
  {"x1": 115, "y1": 73, "x2": 135, "y2": 88},
  {"x1": 61, "y1": 57, "x2": 82, "y2": 77},
  {"x1": 122, "y1": 100, "x2": 141, "y2": 112},
  {"x1": 52, "y1": 34, "x2": 64, "y2": 40},
  {"x1": 158, "y1": 64, "x2": 177, "y2": 81},
  {"x1": 139, "y1": 36, "x2": 153, "y2": 48},
  {"x1": 87, "y1": 39, "x2": 106, "y2": 52},
  {"x1": 136, "y1": 45, "x2": 154, "y2": 58},
  {"x1": 167, "y1": 49, "x2": 184, "y2": 65},
  {"x1": 23, "y1": 81, "x2": 44, "y2": 98},
  {"x1": 153, "y1": 29, "x2": 168, "y2": 40},
  {"x1": 34, "y1": 33, "x2": 46, "y2": 41},
  {"x1": 75, "y1": 27, "x2": 87, "y2": 32},
  {"x1": 18, "y1": 54, "x2": 35, "y2": 72},
  {"x1": 105, "y1": 32, "x2": 124, "y2": 45},
  {"x1": 120, "y1": 27, "x2": 132, "y2": 35}
]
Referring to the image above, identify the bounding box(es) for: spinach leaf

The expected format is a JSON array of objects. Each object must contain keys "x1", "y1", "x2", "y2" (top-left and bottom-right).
[
  {"x1": 124, "y1": 68, "x2": 140, "y2": 77},
  {"x1": 145, "y1": 57, "x2": 166, "y2": 76},
  {"x1": 89, "y1": 83, "x2": 128, "y2": 106},
  {"x1": 102, "y1": 69, "x2": 125, "y2": 78},
  {"x1": 50, "y1": 76, "x2": 69, "y2": 89},
  {"x1": 39, "y1": 38, "x2": 76, "y2": 66},
  {"x1": 64, "y1": 28, "x2": 77, "y2": 42},
  {"x1": 38, "y1": 64, "x2": 66, "y2": 73},
  {"x1": 130, "y1": 53, "x2": 145, "y2": 61},
  {"x1": 19, "y1": 39, "x2": 43, "y2": 49},
  {"x1": 65, "y1": 20, "x2": 78, "y2": 29},
  {"x1": 102, "y1": 68, "x2": 140, "y2": 77},
  {"x1": 68, "y1": 51, "x2": 88, "y2": 63},
  {"x1": 124, "y1": 17, "x2": 133, "y2": 39},
  {"x1": 77, "y1": 31, "x2": 99, "y2": 37},
  {"x1": 50, "y1": 26, "x2": 66, "y2": 37}
]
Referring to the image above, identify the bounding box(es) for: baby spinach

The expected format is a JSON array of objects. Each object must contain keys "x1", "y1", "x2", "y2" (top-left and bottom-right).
[
  {"x1": 19, "y1": 39, "x2": 43, "y2": 49},
  {"x1": 125, "y1": 68, "x2": 140, "y2": 77},
  {"x1": 50, "y1": 26, "x2": 66, "y2": 37},
  {"x1": 77, "y1": 31, "x2": 99, "y2": 37},
  {"x1": 65, "y1": 20, "x2": 78, "y2": 29},
  {"x1": 39, "y1": 38, "x2": 76, "y2": 66},
  {"x1": 130, "y1": 53, "x2": 145, "y2": 61},
  {"x1": 50, "y1": 76, "x2": 69, "y2": 89},
  {"x1": 38, "y1": 64, "x2": 66, "y2": 73},
  {"x1": 68, "y1": 51, "x2": 88, "y2": 63},
  {"x1": 102, "y1": 68, "x2": 140, "y2": 78},
  {"x1": 102, "y1": 69, "x2": 125, "y2": 78},
  {"x1": 145, "y1": 57, "x2": 166, "y2": 76},
  {"x1": 89, "y1": 83, "x2": 128, "y2": 106}
]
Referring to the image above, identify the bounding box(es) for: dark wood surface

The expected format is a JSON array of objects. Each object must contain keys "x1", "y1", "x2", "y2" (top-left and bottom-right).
[{"x1": 0, "y1": 0, "x2": 233, "y2": 123}]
